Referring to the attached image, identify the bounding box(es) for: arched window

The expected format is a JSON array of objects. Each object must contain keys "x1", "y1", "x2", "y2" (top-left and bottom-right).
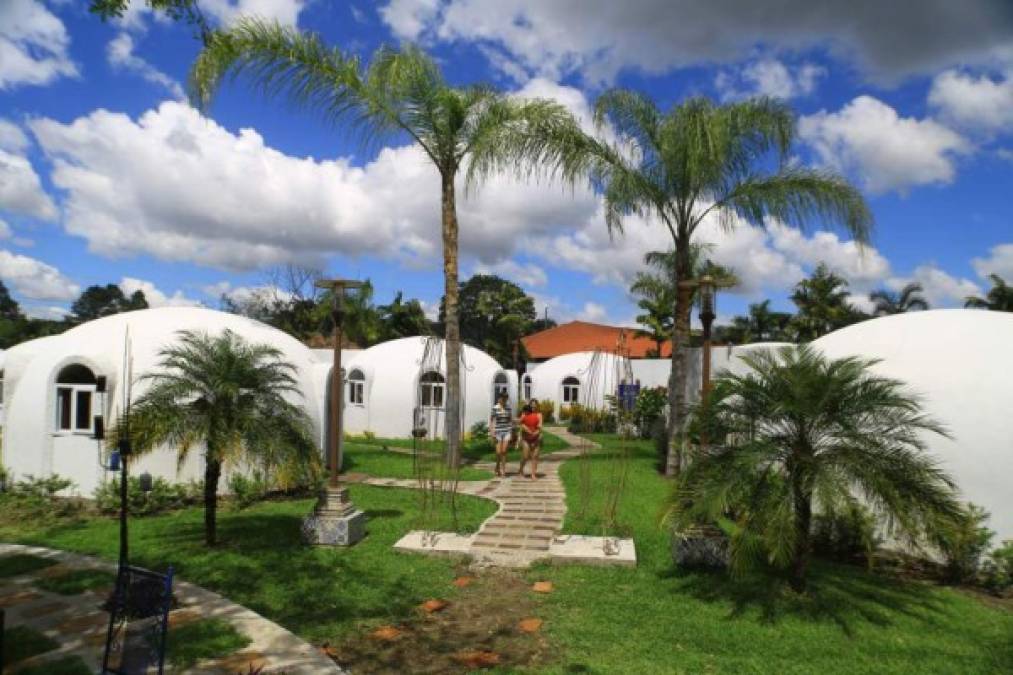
[
  {"x1": 522, "y1": 374, "x2": 532, "y2": 401},
  {"x1": 562, "y1": 376, "x2": 580, "y2": 404},
  {"x1": 348, "y1": 369, "x2": 365, "y2": 406},
  {"x1": 419, "y1": 371, "x2": 445, "y2": 408},
  {"x1": 493, "y1": 372, "x2": 509, "y2": 401},
  {"x1": 55, "y1": 364, "x2": 97, "y2": 433}
]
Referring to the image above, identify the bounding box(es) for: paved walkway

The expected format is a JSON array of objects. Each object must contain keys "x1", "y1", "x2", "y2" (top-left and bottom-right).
[{"x1": 0, "y1": 543, "x2": 342, "y2": 674}]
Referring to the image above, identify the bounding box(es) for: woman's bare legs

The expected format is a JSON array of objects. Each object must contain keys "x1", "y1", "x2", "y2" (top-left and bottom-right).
[
  {"x1": 529, "y1": 441, "x2": 540, "y2": 480},
  {"x1": 495, "y1": 437, "x2": 509, "y2": 476}
]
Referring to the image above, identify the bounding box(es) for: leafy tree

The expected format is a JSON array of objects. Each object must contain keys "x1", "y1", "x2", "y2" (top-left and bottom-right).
[
  {"x1": 870, "y1": 282, "x2": 929, "y2": 315},
  {"x1": 123, "y1": 329, "x2": 318, "y2": 546},
  {"x1": 70, "y1": 284, "x2": 148, "y2": 323},
  {"x1": 788, "y1": 264, "x2": 862, "y2": 341},
  {"x1": 724, "y1": 300, "x2": 794, "y2": 344},
  {"x1": 666, "y1": 345, "x2": 960, "y2": 591},
  {"x1": 189, "y1": 20, "x2": 577, "y2": 465},
  {"x1": 0, "y1": 281, "x2": 22, "y2": 322},
  {"x1": 377, "y1": 291, "x2": 432, "y2": 340},
  {"x1": 964, "y1": 274, "x2": 1013, "y2": 312},
  {"x1": 544, "y1": 93, "x2": 871, "y2": 476},
  {"x1": 90, "y1": 0, "x2": 210, "y2": 40},
  {"x1": 441, "y1": 275, "x2": 536, "y2": 367}
]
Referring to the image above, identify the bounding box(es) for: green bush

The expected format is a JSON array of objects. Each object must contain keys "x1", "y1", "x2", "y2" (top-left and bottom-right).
[
  {"x1": 93, "y1": 476, "x2": 202, "y2": 517},
  {"x1": 469, "y1": 421, "x2": 489, "y2": 438},
  {"x1": 0, "y1": 474, "x2": 82, "y2": 519},
  {"x1": 566, "y1": 404, "x2": 617, "y2": 434},
  {"x1": 228, "y1": 471, "x2": 268, "y2": 510},
  {"x1": 538, "y1": 399, "x2": 555, "y2": 424},
  {"x1": 633, "y1": 387, "x2": 667, "y2": 439},
  {"x1": 933, "y1": 503, "x2": 994, "y2": 584},
  {"x1": 812, "y1": 503, "x2": 880, "y2": 564},
  {"x1": 11, "y1": 474, "x2": 74, "y2": 498},
  {"x1": 981, "y1": 541, "x2": 1013, "y2": 596}
]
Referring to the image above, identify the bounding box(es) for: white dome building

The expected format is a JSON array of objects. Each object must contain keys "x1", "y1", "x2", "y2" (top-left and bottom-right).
[
  {"x1": 808, "y1": 310, "x2": 1013, "y2": 542},
  {"x1": 0, "y1": 307, "x2": 324, "y2": 497},
  {"x1": 342, "y1": 336, "x2": 517, "y2": 439}
]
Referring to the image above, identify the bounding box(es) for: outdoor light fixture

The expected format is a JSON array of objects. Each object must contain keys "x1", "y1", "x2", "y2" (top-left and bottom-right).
[{"x1": 302, "y1": 278, "x2": 367, "y2": 546}]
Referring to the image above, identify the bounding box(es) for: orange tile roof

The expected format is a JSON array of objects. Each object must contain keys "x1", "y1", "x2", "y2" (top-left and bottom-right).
[{"x1": 522, "y1": 321, "x2": 672, "y2": 360}]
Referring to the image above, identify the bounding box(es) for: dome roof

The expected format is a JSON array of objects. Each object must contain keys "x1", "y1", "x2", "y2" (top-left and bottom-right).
[{"x1": 811, "y1": 309, "x2": 1013, "y2": 540}]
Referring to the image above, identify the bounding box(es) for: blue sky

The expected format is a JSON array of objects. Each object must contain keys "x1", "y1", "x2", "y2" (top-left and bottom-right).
[{"x1": 1, "y1": 0, "x2": 1011, "y2": 326}]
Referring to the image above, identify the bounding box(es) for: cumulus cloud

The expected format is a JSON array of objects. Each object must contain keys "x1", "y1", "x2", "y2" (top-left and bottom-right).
[
  {"x1": 472, "y1": 259, "x2": 547, "y2": 287},
  {"x1": 380, "y1": 0, "x2": 1013, "y2": 85},
  {"x1": 0, "y1": 148, "x2": 58, "y2": 220},
  {"x1": 107, "y1": 33, "x2": 185, "y2": 99},
  {"x1": 0, "y1": 118, "x2": 30, "y2": 153},
  {"x1": 971, "y1": 243, "x2": 1013, "y2": 280},
  {"x1": 0, "y1": 0, "x2": 78, "y2": 89},
  {"x1": 887, "y1": 265, "x2": 982, "y2": 307},
  {"x1": 578, "y1": 301, "x2": 607, "y2": 322},
  {"x1": 0, "y1": 248, "x2": 79, "y2": 300},
  {"x1": 716, "y1": 59, "x2": 825, "y2": 100},
  {"x1": 200, "y1": 0, "x2": 306, "y2": 26},
  {"x1": 28, "y1": 100, "x2": 599, "y2": 271},
  {"x1": 929, "y1": 69, "x2": 1013, "y2": 136},
  {"x1": 119, "y1": 277, "x2": 201, "y2": 307},
  {"x1": 799, "y1": 96, "x2": 970, "y2": 194}
]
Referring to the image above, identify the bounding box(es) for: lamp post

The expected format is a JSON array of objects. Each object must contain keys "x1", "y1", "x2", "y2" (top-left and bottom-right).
[{"x1": 302, "y1": 279, "x2": 367, "y2": 546}]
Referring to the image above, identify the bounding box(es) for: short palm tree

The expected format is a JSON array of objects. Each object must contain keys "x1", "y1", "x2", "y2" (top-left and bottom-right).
[
  {"x1": 870, "y1": 282, "x2": 929, "y2": 316},
  {"x1": 125, "y1": 329, "x2": 318, "y2": 546},
  {"x1": 789, "y1": 263, "x2": 858, "y2": 340},
  {"x1": 666, "y1": 345, "x2": 960, "y2": 592},
  {"x1": 964, "y1": 274, "x2": 1013, "y2": 312},
  {"x1": 189, "y1": 19, "x2": 578, "y2": 466},
  {"x1": 545, "y1": 94, "x2": 872, "y2": 476}
]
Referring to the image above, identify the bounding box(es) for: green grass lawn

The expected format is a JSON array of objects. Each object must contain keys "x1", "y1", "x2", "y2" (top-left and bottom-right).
[
  {"x1": 2, "y1": 625, "x2": 59, "y2": 666},
  {"x1": 534, "y1": 433, "x2": 1013, "y2": 674},
  {"x1": 342, "y1": 442, "x2": 493, "y2": 480},
  {"x1": 346, "y1": 429, "x2": 568, "y2": 465},
  {"x1": 0, "y1": 485, "x2": 496, "y2": 646}
]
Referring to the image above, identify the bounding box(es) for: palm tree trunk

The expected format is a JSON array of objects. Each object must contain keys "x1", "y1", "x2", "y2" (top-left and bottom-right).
[
  {"x1": 441, "y1": 171, "x2": 462, "y2": 467},
  {"x1": 204, "y1": 456, "x2": 221, "y2": 547},
  {"x1": 665, "y1": 241, "x2": 692, "y2": 477},
  {"x1": 789, "y1": 478, "x2": 813, "y2": 593}
]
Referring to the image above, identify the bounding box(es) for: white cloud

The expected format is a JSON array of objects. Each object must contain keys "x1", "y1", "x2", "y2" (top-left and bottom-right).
[
  {"x1": 929, "y1": 69, "x2": 1013, "y2": 136},
  {"x1": 766, "y1": 222, "x2": 891, "y2": 290},
  {"x1": 971, "y1": 243, "x2": 1013, "y2": 281},
  {"x1": 0, "y1": 248, "x2": 79, "y2": 300},
  {"x1": 0, "y1": 148, "x2": 58, "y2": 220},
  {"x1": 380, "y1": 0, "x2": 1013, "y2": 85},
  {"x1": 887, "y1": 265, "x2": 981, "y2": 307},
  {"x1": 0, "y1": 219, "x2": 10, "y2": 240},
  {"x1": 107, "y1": 33, "x2": 185, "y2": 100},
  {"x1": 23, "y1": 304, "x2": 68, "y2": 320},
  {"x1": 799, "y1": 96, "x2": 970, "y2": 194},
  {"x1": 0, "y1": 118, "x2": 30, "y2": 153},
  {"x1": 119, "y1": 277, "x2": 201, "y2": 307},
  {"x1": 202, "y1": 281, "x2": 294, "y2": 306},
  {"x1": 716, "y1": 59, "x2": 825, "y2": 100},
  {"x1": 0, "y1": 0, "x2": 78, "y2": 89},
  {"x1": 472, "y1": 259, "x2": 547, "y2": 287},
  {"x1": 29, "y1": 100, "x2": 599, "y2": 271},
  {"x1": 200, "y1": 0, "x2": 306, "y2": 26},
  {"x1": 578, "y1": 301, "x2": 607, "y2": 322}
]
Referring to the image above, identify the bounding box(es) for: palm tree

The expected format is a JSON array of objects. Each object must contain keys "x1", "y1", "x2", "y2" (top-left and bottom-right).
[
  {"x1": 726, "y1": 300, "x2": 793, "y2": 344},
  {"x1": 789, "y1": 263, "x2": 859, "y2": 340},
  {"x1": 666, "y1": 345, "x2": 960, "y2": 592},
  {"x1": 964, "y1": 274, "x2": 1013, "y2": 312},
  {"x1": 377, "y1": 291, "x2": 431, "y2": 340},
  {"x1": 870, "y1": 282, "x2": 929, "y2": 316},
  {"x1": 545, "y1": 94, "x2": 872, "y2": 476},
  {"x1": 125, "y1": 329, "x2": 318, "y2": 546},
  {"x1": 189, "y1": 20, "x2": 577, "y2": 466}
]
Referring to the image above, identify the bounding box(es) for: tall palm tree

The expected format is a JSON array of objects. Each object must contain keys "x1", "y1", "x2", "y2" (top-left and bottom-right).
[
  {"x1": 726, "y1": 300, "x2": 793, "y2": 344},
  {"x1": 870, "y1": 282, "x2": 929, "y2": 316},
  {"x1": 124, "y1": 330, "x2": 318, "y2": 546},
  {"x1": 789, "y1": 263, "x2": 858, "y2": 340},
  {"x1": 666, "y1": 345, "x2": 959, "y2": 591},
  {"x1": 189, "y1": 20, "x2": 577, "y2": 465},
  {"x1": 964, "y1": 274, "x2": 1013, "y2": 312},
  {"x1": 544, "y1": 94, "x2": 872, "y2": 475}
]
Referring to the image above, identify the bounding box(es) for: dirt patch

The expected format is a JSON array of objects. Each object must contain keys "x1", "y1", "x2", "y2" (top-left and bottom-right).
[{"x1": 331, "y1": 568, "x2": 556, "y2": 673}]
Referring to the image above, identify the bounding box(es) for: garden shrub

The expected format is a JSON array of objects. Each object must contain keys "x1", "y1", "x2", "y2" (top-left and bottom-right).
[
  {"x1": 812, "y1": 502, "x2": 880, "y2": 564},
  {"x1": 633, "y1": 387, "x2": 667, "y2": 439},
  {"x1": 566, "y1": 404, "x2": 617, "y2": 434},
  {"x1": 469, "y1": 421, "x2": 489, "y2": 438},
  {"x1": 93, "y1": 476, "x2": 202, "y2": 517},
  {"x1": 0, "y1": 474, "x2": 82, "y2": 519},
  {"x1": 11, "y1": 474, "x2": 74, "y2": 498},
  {"x1": 538, "y1": 399, "x2": 555, "y2": 424},
  {"x1": 933, "y1": 503, "x2": 994, "y2": 584},
  {"x1": 981, "y1": 541, "x2": 1013, "y2": 596},
  {"x1": 228, "y1": 471, "x2": 269, "y2": 509}
]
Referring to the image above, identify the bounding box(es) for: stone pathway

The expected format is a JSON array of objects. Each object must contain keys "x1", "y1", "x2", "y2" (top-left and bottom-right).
[{"x1": 0, "y1": 543, "x2": 342, "y2": 674}]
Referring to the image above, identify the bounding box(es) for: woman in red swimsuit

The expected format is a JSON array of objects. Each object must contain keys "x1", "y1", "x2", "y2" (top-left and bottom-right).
[{"x1": 518, "y1": 399, "x2": 543, "y2": 480}]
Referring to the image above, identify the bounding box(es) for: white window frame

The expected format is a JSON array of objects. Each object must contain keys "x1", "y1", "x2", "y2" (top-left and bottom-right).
[
  {"x1": 54, "y1": 384, "x2": 96, "y2": 434},
  {"x1": 348, "y1": 369, "x2": 365, "y2": 406},
  {"x1": 420, "y1": 371, "x2": 445, "y2": 409},
  {"x1": 562, "y1": 377, "x2": 581, "y2": 404}
]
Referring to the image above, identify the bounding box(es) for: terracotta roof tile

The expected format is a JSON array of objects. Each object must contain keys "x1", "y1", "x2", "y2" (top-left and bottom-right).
[{"x1": 522, "y1": 321, "x2": 672, "y2": 359}]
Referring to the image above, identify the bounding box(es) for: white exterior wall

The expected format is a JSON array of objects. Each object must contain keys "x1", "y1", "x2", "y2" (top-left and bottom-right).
[{"x1": 1, "y1": 308, "x2": 324, "y2": 497}]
